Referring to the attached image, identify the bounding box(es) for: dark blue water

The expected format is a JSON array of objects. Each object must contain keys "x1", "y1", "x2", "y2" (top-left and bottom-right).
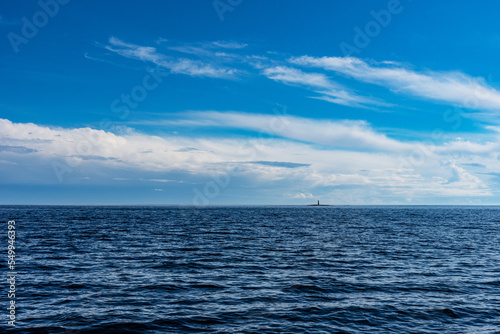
[{"x1": 2, "y1": 206, "x2": 500, "y2": 333}]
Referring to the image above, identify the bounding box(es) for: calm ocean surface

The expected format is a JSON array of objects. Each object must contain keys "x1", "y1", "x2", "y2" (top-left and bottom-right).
[{"x1": 2, "y1": 205, "x2": 500, "y2": 333}]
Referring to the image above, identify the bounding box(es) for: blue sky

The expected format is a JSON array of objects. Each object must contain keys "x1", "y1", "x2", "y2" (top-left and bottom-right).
[{"x1": 3, "y1": 0, "x2": 500, "y2": 204}]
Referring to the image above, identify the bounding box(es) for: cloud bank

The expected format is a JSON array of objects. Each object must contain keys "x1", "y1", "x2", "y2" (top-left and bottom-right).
[{"x1": 0, "y1": 116, "x2": 494, "y2": 202}]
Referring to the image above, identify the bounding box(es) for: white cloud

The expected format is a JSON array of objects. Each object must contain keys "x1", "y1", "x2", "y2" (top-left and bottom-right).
[
  {"x1": 106, "y1": 37, "x2": 238, "y2": 78},
  {"x1": 101, "y1": 39, "x2": 500, "y2": 111},
  {"x1": 0, "y1": 117, "x2": 494, "y2": 200},
  {"x1": 290, "y1": 56, "x2": 500, "y2": 111},
  {"x1": 172, "y1": 111, "x2": 414, "y2": 152},
  {"x1": 261, "y1": 66, "x2": 389, "y2": 108},
  {"x1": 210, "y1": 41, "x2": 247, "y2": 49},
  {"x1": 284, "y1": 192, "x2": 314, "y2": 199},
  {"x1": 145, "y1": 178, "x2": 184, "y2": 183},
  {"x1": 263, "y1": 66, "x2": 334, "y2": 89}
]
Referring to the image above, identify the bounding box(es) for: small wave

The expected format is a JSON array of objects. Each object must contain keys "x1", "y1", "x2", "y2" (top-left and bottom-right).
[{"x1": 284, "y1": 284, "x2": 327, "y2": 293}]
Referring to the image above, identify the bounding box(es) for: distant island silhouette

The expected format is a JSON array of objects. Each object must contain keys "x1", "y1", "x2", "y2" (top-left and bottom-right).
[{"x1": 307, "y1": 200, "x2": 330, "y2": 206}]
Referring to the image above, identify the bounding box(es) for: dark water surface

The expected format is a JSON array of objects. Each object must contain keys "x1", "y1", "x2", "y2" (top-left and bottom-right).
[{"x1": 2, "y1": 206, "x2": 500, "y2": 333}]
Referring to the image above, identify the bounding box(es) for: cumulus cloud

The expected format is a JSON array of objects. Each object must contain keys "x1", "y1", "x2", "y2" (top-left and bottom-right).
[{"x1": 0, "y1": 117, "x2": 494, "y2": 200}]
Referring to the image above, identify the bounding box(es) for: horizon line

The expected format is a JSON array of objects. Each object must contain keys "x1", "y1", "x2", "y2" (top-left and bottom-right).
[{"x1": 1, "y1": 204, "x2": 499, "y2": 207}]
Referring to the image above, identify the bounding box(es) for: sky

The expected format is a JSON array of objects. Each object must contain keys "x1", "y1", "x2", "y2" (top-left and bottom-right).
[{"x1": 2, "y1": 0, "x2": 500, "y2": 205}]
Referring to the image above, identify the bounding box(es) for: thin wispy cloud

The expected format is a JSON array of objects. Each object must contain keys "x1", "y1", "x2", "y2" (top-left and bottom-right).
[
  {"x1": 105, "y1": 37, "x2": 239, "y2": 78},
  {"x1": 262, "y1": 66, "x2": 390, "y2": 108},
  {"x1": 101, "y1": 38, "x2": 394, "y2": 109},
  {"x1": 290, "y1": 56, "x2": 500, "y2": 112},
  {"x1": 136, "y1": 110, "x2": 500, "y2": 158},
  {"x1": 165, "y1": 40, "x2": 247, "y2": 58},
  {"x1": 263, "y1": 66, "x2": 334, "y2": 89},
  {"x1": 167, "y1": 111, "x2": 414, "y2": 152},
  {"x1": 210, "y1": 41, "x2": 247, "y2": 49},
  {"x1": 101, "y1": 38, "x2": 500, "y2": 113}
]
